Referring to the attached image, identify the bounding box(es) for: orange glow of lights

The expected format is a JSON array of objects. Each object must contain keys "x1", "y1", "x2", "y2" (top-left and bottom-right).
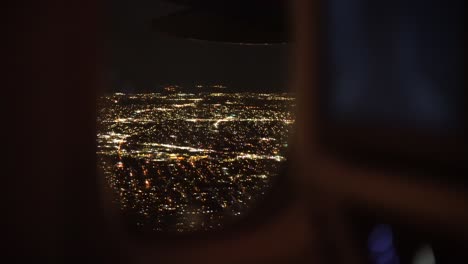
[{"x1": 145, "y1": 179, "x2": 151, "y2": 189}]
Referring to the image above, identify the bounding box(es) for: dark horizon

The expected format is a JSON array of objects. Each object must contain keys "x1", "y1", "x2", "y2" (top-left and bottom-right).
[{"x1": 104, "y1": 80, "x2": 292, "y2": 95}]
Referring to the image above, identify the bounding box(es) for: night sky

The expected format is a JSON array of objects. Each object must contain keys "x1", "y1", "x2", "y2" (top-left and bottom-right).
[{"x1": 106, "y1": 0, "x2": 290, "y2": 93}]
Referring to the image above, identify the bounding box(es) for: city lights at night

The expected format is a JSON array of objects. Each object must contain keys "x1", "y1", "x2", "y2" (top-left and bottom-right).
[{"x1": 97, "y1": 90, "x2": 295, "y2": 233}]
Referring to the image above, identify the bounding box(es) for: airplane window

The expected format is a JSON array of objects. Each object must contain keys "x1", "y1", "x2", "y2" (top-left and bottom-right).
[
  {"x1": 96, "y1": 0, "x2": 293, "y2": 235},
  {"x1": 318, "y1": 0, "x2": 466, "y2": 181},
  {"x1": 325, "y1": 0, "x2": 464, "y2": 131}
]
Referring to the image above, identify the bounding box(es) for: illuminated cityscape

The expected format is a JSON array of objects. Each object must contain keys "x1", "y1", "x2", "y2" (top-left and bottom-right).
[{"x1": 97, "y1": 89, "x2": 295, "y2": 233}]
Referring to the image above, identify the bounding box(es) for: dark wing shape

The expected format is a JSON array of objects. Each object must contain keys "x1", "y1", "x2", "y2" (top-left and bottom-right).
[{"x1": 152, "y1": 1, "x2": 289, "y2": 44}]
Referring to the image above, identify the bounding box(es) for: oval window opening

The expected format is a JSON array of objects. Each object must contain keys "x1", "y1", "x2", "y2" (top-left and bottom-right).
[{"x1": 97, "y1": 0, "x2": 294, "y2": 235}]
